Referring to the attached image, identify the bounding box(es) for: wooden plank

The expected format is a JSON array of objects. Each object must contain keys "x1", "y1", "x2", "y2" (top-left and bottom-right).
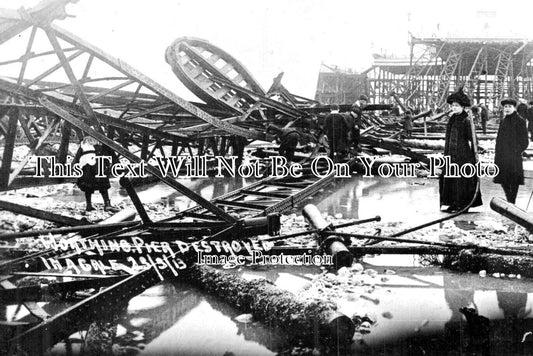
[
  {"x1": 25, "y1": 50, "x2": 84, "y2": 87},
  {"x1": 39, "y1": 97, "x2": 237, "y2": 223},
  {"x1": 11, "y1": 272, "x2": 117, "y2": 279},
  {"x1": 0, "y1": 199, "x2": 88, "y2": 227},
  {"x1": 87, "y1": 79, "x2": 135, "y2": 102},
  {"x1": 240, "y1": 189, "x2": 289, "y2": 199},
  {"x1": 0, "y1": 285, "x2": 41, "y2": 303},
  {"x1": 0, "y1": 108, "x2": 18, "y2": 187},
  {"x1": 0, "y1": 280, "x2": 50, "y2": 320},
  {"x1": 57, "y1": 121, "x2": 72, "y2": 164},
  {"x1": 215, "y1": 199, "x2": 267, "y2": 210},
  {"x1": 8, "y1": 117, "x2": 60, "y2": 185},
  {"x1": 45, "y1": 30, "x2": 102, "y2": 131}
]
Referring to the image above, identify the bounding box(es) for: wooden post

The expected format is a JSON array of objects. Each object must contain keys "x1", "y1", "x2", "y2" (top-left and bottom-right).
[
  {"x1": 119, "y1": 177, "x2": 151, "y2": 225},
  {"x1": 57, "y1": 121, "x2": 71, "y2": 164},
  {"x1": 141, "y1": 134, "x2": 150, "y2": 160},
  {"x1": 0, "y1": 109, "x2": 18, "y2": 187},
  {"x1": 0, "y1": 200, "x2": 87, "y2": 226}
]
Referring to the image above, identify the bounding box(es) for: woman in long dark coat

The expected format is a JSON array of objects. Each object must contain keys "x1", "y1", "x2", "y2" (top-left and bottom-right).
[
  {"x1": 493, "y1": 98, "x2": 529, "y2": 204},
  {"x1": 440, "y1": 88, "x2": 482, "y2": 212}
]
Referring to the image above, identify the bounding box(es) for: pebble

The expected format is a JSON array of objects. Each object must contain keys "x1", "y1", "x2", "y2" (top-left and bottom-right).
[
  {"x1": 131, "y1": 331, "x2": 145, "y2": 341},
  {"x1": 492, "y1": 272, "x2": 501, "y2": 278},
  {"x1": 479, "y1": 270, "x2": 487, "y2": 277},
  {"x1": 115, "y1": 324, "x2": 127, "y2": 337},
  {"x1": 351, "y1": 263, "x2": 364, "y2": 272},
  {"x1": 364, "y1": 269, "x2": 378, "y2": 277},
  {"x1": 234, "y1": 313, "x2": 253, "y2": 323},
  {"x1": 324, "y1": 273, "x2": 336, "y2": 281},
  {"x1": 382, "y1": 311, "x2": 393, "y2": 319},
  {"x1": 337, "y1": 267, "x2": 349, "y2": 276}
]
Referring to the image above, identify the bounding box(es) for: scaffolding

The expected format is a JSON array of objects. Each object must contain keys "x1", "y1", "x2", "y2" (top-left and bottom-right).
[
  {"x1": 367, "y1": 36, "x2": 533, "y2": 111},
  {"x1": 314, "y1": 63, "x2": 367, "y2": 105},
  {"x1": 316, "y1": 36, "x2": 533, "y2": 111}
]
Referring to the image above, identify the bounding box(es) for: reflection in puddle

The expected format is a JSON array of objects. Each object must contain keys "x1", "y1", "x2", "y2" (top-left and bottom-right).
[
  {"x1": 453, "y1": 220, "x2": 478, "y2": 231},
  {"x1": 34, "y1": 174, "x2": 533, "y2": 354}
]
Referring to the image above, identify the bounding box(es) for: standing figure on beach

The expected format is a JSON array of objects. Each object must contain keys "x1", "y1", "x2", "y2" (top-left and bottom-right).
[
  {"x1": 74, "y1": 136, "x2": 119, "y2": 213},
  {"x1": 493, "y1": 98, "x2": 529, "y2": 204},
  {"x1": 439, "y1": 87, "x2": 482, "y2": 213}
]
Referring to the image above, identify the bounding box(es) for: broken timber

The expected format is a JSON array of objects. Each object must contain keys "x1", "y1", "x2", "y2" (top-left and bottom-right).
[{"x1": 181, "y1": 263, "x2": 355, "y2": 346}]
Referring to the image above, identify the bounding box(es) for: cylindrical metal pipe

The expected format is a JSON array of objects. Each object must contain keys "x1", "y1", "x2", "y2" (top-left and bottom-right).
[
  {"x1": 302, "y1": 204, "x2": 332, "y2": 231},
  {"x1": 302, "y1": 204, "x2": 353, "y2": 269},
  {"x1": 490, "y1": 197, "x2": 533, "y2": 232}
]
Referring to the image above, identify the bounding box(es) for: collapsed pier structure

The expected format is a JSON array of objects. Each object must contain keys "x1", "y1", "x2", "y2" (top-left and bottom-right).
[{"x1": 1, "y1": 1, "x2": 533, "y2": 354}]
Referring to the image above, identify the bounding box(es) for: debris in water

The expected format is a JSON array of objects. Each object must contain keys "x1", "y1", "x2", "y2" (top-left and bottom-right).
[{"x1": 234, "y1": 313, "x2": 254, "y2": 323}]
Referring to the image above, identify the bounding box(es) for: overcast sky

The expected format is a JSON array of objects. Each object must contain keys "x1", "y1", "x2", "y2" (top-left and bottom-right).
[{"x1": 2, "y1": 0, "x2": 533, "y2": 101}]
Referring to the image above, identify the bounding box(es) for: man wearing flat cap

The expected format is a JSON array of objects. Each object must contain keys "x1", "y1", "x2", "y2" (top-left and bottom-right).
[{"x1": 493, "y1": 98, "x2": 529, "y2": 204}]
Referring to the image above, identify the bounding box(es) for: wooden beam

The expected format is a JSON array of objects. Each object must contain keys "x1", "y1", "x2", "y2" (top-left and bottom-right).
[
  {"x1": 0, "y1": 199, "x2": 88, "y2": 226},
  {"x1": 8, "y1": 117, "x2": 60, "y2": 185},
  {"x1": 45, "y1": 30, "x2": 102, "y2": 131},
  {"x1": 0, "y1": 108, "x2": 18, "y2": 187},
  {"x1": 39, "y1": 97, "x2": 237, "y2": 223}
]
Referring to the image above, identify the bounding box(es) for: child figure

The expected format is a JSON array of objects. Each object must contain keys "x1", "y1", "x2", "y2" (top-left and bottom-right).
[{"x1": 74, "y1": 136, "x2": 119, "y2": 213}]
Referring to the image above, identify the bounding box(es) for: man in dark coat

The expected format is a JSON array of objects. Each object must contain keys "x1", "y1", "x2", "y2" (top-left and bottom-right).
[
  {"x1": 267, "y1": 124, "x2": 299, "y2": 162},
  {"x1": 517, "y1": 100, "x2": 528, "y2": 120},
  {"x1": 440, "y1": 87, "x2": 482, "y2": 212},
  {"x1": 346, "y1": 94, "x2": 368, "y2": 154},
  {"x1": 526, "y1": 100, "x2": 533, "y2": 141},
  {"x1": 324, "y1": 104, "x2": 348, "y2": 162},
  {"x1": 402, "y1": 110, "x2": 413, "y2": 138},
  {"x1": 494, "y1": 98, "x2": 529, "y2": 204},
  {"x1": 479, "y1": 103, "x2": 489, "y2": 134}
]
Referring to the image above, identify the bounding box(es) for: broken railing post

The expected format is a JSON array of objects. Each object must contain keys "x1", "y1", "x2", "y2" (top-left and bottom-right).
[
  {"x1": 302, "y1": 204, "x2": 353, "y2": 269},
  {"x1": 490, "y1": 197, "x2": 533, "y2": 232}
]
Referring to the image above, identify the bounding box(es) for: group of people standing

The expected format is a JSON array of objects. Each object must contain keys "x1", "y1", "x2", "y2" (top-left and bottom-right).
[
  {"x1": 440, "y1": 87, "x2": 530, "y2": 213},
  {"x1": 323, "y1": 94, "x2": 368, "y2": 162}
]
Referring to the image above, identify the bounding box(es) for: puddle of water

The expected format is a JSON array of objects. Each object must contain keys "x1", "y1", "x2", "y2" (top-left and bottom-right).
[
  {"x1": 12, "y1": 173, "x2": 533, "y2": 355},
  {"x1": 30, "y1": 265, "x2": 533, "y2": 355},
  {"x1": 306, "y1": 175, "x2": 533, "y2": 228}
]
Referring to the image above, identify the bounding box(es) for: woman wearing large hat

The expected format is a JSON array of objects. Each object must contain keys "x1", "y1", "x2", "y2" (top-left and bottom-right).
[
  {"x1": 493, "y1": 97, "x2": 529, "y2": 204},
  {"x1": 439, "y1": 87, "x2": 483, "y2": 212}
]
